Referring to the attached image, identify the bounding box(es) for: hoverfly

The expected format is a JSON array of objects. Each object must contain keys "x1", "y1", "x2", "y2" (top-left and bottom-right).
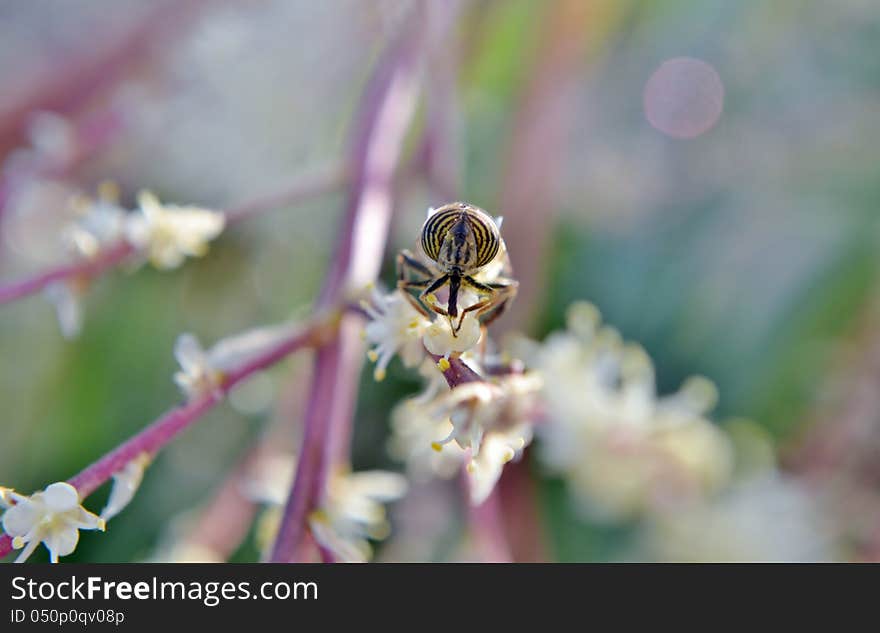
[{"x1": 397, "y1": 202, "x2": 518, "y2": 335}]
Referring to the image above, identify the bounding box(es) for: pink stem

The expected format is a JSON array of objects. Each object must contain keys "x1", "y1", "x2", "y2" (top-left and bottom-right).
[
  {"x1": 0, "y1": 320, "x2": 327, "y2": 559},
  {"x1": 467, "y1": 483, "x2": 514, "y2": 563},
  {"x1": 0, "y1": 241, "x2": 134, "y2": 304},
  {"x1": 0, "y1": 168, "x2": 344, "y2": 305},
  {"x1": 269, "y1": 15, "x2": 426, "y2": 563},
  {"x1": 268, "y1": 341, "x2": 341, "y2": 562},
  {"x1": 498, "y1": 455, "x2": 548, "y2": 562}
]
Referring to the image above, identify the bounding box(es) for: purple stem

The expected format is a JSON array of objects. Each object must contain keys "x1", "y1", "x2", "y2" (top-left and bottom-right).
[
  {"x1": 0, "y1": 320, "x2": 328, "y2": 560},
  {"x1": 268, "y1": 341, "x2": 341, "y2": 563},
  {"x1": 269, "y1": 15, "x2": 426, "y2": 563},
  {"x1": 467, "y1": 484, "x2": 513, "y2": 563},
  {"x1": 0, "y1": 168, "x2": 344, "y2": 305},
  {"x1": 429, "y1": 353, "x2": 484, "y2": 387},
  {"x1": 0, "y1": 241, "x2": 135, "y2": 304}
]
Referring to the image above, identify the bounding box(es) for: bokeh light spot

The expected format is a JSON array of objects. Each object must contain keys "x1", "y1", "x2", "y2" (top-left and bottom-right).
[{"x1": 643, "y1": 57, "x2": 724, "y2": 139}]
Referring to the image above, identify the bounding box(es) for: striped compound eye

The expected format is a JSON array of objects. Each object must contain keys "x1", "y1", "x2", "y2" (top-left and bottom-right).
[{"x1": 420, "y1": 203, "x2": 500, "y2": 272}]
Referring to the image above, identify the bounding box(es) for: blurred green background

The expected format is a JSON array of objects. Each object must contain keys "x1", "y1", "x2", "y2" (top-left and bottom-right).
[{"x1": 1, "y1": 0, "x2": 879, "y2": 561}]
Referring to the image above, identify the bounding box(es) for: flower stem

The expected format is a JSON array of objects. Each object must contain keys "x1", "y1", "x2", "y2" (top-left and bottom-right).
[
  {"x1": 467, "y1": 482, "x2": 513, "y2": 563},
  {"x1": 0, "y1": 168, "x2": 344, "y2": 306},
  {"x1": 0, "y1": 318, "x2": 330, "y2": 560},
  {"x1": 268, "y1": 341, "x2": 341, "y2": 561},
  {"x1": 0, "y1": 241, "x2": 134, "y2": 304},
  {"x1": 269, "y1": 13, "x2": 426, "y2": 563}
]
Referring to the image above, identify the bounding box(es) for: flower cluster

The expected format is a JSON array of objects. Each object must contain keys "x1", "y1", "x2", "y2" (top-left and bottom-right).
[
  {"x1": 1, "y1": 455, "x2": 151, "y2": 563},
  {"x1": 364, "y1": 252, "x2": 732, "y2": 517},
  {"x1": 65, "y1": 187, "x2": 225, "y2": 270},
  {"x1": 519, "y1": 302, "x2": 733, "y2": 521},
  {"x1": 44, "y1": 185, "x2": 226, "y2": 338},
  {"x1": 126, "y1": 191, "x2": 225, "y2": 270},
  {"x1": 391, "y1": 370, "x2": 541, "y2": 505}
]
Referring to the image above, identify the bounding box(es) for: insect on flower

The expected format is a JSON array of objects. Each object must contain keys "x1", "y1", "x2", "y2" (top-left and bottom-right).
[{"x1": 397, "y1": 202, "x2": 518, "y2": 335}]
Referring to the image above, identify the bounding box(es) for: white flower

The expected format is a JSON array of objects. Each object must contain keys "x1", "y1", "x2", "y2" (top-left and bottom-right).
[
  {"x1": 64, "y1": 183, "x2": 127, "y2": 258},
  {"x1": 431, "y1": 381, "x2": 498, "y2": 455},
  {"x1": 1, "y1": 482, "x2": 104, "y2": 563},
  {"x1": 362, "y1": 287, "x2": 431, "y2": 381},
  {"x1": 173, "y1": 322, "x2": 296, "y2": 400},
  {"x1": 422, "y1": 310, "x2": 482, "y2": 359},
  {"x1": 44, "y1": 280, "x2": 85, "y2": 339},
  {"x1": 466, "y1": 422, "x2": 532, "y2": 505},
  {"x1": 100, "y1": 453, "x2": 151, "y2": 521},
  {"x1": 390, "y1": 371, "x2": 540, "y2": 504},
  {"x1": 389, "y1": 398, "x2": 467, "y2": 481},
  {"x1": 173, "y1": 334, "x2": 225, "y2": 400},
  {"x1": 125, "y1": 191, "x2": 225, "y2": 270},
  {"x1": 433, "y1": 373, "x2": 541, "y2": 456},
  {"x1": 523, "y1": 301, "x2": 733, "y2": 521},
  {"x1": 309, "y1": 470, "x2": 408, "y2": 563}
]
